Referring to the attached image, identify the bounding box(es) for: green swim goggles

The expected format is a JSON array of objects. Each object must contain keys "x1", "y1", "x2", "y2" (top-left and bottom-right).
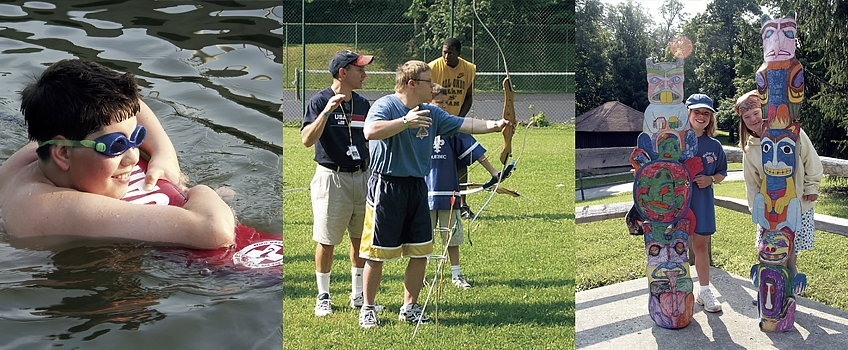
[{"x1": 38, "y1": 125, "x2": 146, "y2": 157}]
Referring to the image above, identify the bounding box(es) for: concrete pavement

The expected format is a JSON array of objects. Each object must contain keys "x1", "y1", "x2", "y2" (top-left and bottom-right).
[
  {"x1": 576, "y1": 267, "x2": 848, "y2": 349},
  {"x1": 576, "y1": 170, "x2": 848, "y2": 348}
]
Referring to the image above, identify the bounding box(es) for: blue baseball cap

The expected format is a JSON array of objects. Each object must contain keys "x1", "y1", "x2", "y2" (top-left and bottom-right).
[
  {"x1": 685, "y1": 93, "x2": 715, "y2": 112},
  {"x1": 329, "y1": 50, "x2": 373, "y2": 77}
]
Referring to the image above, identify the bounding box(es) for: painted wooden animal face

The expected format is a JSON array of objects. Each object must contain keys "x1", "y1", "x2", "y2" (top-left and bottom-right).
[
  {"x1": 646, "y1": 227, "x2": 689, "y2": 270},
  {"x1": 758, "y1": 230, "x2": 793, "y2": 264},
  {"x1": 646, "y1": 58, "x2": 685, "y2": 104},
  {"x1": 761, "y1": 127, "x2": 797, "y2": 179},
  {"x1": 656, "y1": 132, "x2": 683, "y2": 161},
  {"x1": 762, "y1": 14, "x2": 797, "y2": 62},
  {"x1": 635, "y1": 163, "x2": 690, "y2": 222}
]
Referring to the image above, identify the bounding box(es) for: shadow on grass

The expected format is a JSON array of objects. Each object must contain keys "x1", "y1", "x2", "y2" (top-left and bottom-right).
[
  {"x1": 434, "y1": 298, "x2": 575, "y2": 328},
  {"x1": 469, "y1": 212, "x2": 575, "y2": 221}
]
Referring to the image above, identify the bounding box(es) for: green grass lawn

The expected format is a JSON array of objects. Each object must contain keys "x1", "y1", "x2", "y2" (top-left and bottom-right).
[
  {"x1": 575, "y1": 172, "x2": 848, "y2": 312},
  {"x1": 283, "y1": 124, "x2": 575, "y2": 349},
  {"x1": 284, "y1": 44, "x2": 400, "y2": 91}
]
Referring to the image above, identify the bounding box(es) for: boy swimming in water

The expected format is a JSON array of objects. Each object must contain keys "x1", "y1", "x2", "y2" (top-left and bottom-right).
[{"x1": 0, "y1": 59, "x2": 234, "y2": 249}]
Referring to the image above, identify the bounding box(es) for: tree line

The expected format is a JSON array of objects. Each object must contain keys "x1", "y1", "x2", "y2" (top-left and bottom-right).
[{"x1": 577, "y1": 0, "x2": 848, "y2": 158}]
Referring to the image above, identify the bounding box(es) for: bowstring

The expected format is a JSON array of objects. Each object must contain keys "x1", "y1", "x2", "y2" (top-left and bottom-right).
[
  {"x1": 466, "y1": 0, "x2": 519, "y2": 242},
  {"x1": 413, "y1": 191, "x2": 457, "y2": 339}
]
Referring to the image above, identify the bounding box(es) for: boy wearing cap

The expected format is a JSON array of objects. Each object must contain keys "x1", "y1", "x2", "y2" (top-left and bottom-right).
[
  {"x1": 357, "y1": 60, "x2": 510, "y2": 328},
  {"x1": 684, "y1": 93, "x2": 728, "y2": 313},
  {"x1": 301, "y1": 50, "x2": 377, "y2": 316},
  {"x1": 0, "y1": 59, "x2": 235, "y2": 249}
]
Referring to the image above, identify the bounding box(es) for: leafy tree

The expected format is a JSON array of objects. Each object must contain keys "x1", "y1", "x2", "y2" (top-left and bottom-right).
[
  {"x1": 767, "y1": 0, "x2": 848, "y2": 157},
  {"x1": 605, "y1": 1, "x2": 655, "y2": 112},
  {"x1": 652, "y1": 0, "x2": 688, "y2": 58},
  {"x1": 682, "y1": 0, "x2": 761, "y2": 143},
  {"x1": 576, "y1": 0, "x2": 612, "y2": 114}
]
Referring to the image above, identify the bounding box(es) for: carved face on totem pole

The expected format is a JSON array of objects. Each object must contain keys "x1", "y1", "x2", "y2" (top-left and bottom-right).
[
  {"x1": 758, "y1": 230, "x2": 793, "y2": 265},
  {"x1": 646, "y1": 57, "x2": 685, "y2": 105},
  {"x1": 762, "y1": 14, "x2": 797, "y2": 62},
  {"x1": 761, "y1": 125, "x2": 798, "y2": 184}
]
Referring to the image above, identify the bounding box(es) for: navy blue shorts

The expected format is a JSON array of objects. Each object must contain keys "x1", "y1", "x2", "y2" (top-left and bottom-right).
[{"x1": 360, "y1": 173, "x2": 433, "y2": 261}]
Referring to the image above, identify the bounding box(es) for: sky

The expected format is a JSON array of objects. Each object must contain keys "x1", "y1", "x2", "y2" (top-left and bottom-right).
[{"x1": 601, "y1": 0, "x2": 711, "y2": 19}]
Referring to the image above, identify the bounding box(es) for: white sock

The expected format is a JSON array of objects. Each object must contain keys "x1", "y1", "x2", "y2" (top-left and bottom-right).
[
  {"x1": 352, "y1": 267, "x2": 364, "y2": 296},
  {"x1": 700, "y1": 285, "x2": 710, "y2": 294},
  {"x1": 451, "y1": 265, "x2": 461, "y2": 279},
  {"x1": 316, "y1": 271, "x2": 331, "y2": 296}
]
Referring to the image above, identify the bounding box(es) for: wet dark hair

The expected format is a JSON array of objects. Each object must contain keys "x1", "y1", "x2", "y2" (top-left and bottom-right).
[
  {"x1": 444, "y1": 38, "x2": 461, "y2": 51},
  {"x1": 21, "y1": 59, "x2": 141, "y2": 159}
]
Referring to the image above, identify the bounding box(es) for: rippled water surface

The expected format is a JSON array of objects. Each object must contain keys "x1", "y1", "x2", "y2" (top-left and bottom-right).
[{"x1": 0, "y1": 1, "x2": 282, "y2": 348}]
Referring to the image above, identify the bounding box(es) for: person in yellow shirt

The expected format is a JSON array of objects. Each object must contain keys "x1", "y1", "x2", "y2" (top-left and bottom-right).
[{"x1": 429, "y1": 38, "x2": 478, "y2": 218}]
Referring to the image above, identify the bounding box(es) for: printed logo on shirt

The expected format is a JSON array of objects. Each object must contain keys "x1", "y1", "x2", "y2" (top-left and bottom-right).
[
  {"x1": 331, "y1": 113, "x2": 366, "y2": 128},
  {"x1": 703, "y1": 151, "x2": 717, "y2": 164},
  {"x1": 433, "y1": 136, "x2": 445, "y2": 153}
]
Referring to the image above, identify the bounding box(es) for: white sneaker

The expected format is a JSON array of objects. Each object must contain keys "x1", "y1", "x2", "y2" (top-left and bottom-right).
[
  {"x1": 452, "y1": 275, "x2": 472, "y2": 290},
  {"x1": 314, "y1": 293, "x2": 333, "y2": 317},
  {"x1": 349, "y1": 293, "x2": 385, "y2": 311},
  {"x1": 398, "y1": 303, "x2": 430, "y2": 324},
  {"x1": 359, "y1": 305, "x2": 379, "y2": 328},
  {"x1": 696, "y1": 289, "x2": 722, "y2": 313}
]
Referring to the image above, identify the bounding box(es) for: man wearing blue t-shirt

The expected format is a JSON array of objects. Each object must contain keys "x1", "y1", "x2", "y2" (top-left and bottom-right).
[{"x1": 356, "y1": 60, "x2": 511, "y2": 328}]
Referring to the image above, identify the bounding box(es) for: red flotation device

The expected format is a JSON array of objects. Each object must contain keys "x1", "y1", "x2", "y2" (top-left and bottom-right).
[{"x1": 122, "y1": 159, "x2": 281, "y2": 270}]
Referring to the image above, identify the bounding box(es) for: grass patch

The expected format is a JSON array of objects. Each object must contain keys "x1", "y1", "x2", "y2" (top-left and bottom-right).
[
  {"x1": 284, "y1": 44, "x2": 400, "y2": 91},
  {"x1": 575, "y1": 170, "x2": 848, "y2": 312},
  {"x1": 575, "y1": 172, "x2": 633, "y2": 189},
  {"x1": 283, "y1": 124, "x2": 575, "y2": 349}
]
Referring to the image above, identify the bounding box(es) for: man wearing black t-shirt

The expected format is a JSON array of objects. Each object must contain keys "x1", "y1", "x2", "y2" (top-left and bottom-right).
[{"x1": 301, "y1": 50, "x2": 381, "y2": 316}]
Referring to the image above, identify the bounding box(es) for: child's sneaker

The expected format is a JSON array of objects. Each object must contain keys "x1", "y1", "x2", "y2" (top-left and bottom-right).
[
  {"x1": 314, "y1": 293, "x2": 333, "y2": 317},
  {"x1": 696, "y1": 289, "x2": 722, "y2": 313},
  {"x1": 359, "y1": 305, "x2": 379, "y2": 328},
  {"x1": 349, "y1": 292, "x2": 385, "y2": 311},
  {"x1": 452, "y1": 275, "x2": 471, "y2": 289},
  {"x1": 398, "y1": 303, "x2": 431, "y2": 324}
]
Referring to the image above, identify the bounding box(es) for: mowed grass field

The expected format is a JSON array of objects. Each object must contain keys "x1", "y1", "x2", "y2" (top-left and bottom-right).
[{"x1": 283, "y1": 123, "x2": 575, "y2": 349}]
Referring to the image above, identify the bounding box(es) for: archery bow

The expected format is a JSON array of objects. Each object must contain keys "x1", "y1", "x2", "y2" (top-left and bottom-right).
[{"x1": 499, "y1": 77, "x2": 517, "y2": 165}]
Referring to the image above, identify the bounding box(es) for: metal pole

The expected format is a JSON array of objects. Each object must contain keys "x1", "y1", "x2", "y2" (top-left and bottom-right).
[
  {"x1": 284, "y1": 24, "x2": 288, "y2": 92},
  {"x1": 355, "y1": 22, "x2": 359, "y2": 52},
  {"x1": 450, "y1": 0, "x2": 454, "y2": 38},
  {"x1": 301, "y1": 0, "x2": 306, "y2": 115}
]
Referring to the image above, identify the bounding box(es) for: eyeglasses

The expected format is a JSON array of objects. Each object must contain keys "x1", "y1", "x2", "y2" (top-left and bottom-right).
[
  {"x1": 39, "y1": 125, "x2": 146, "y2": 157},
  {"x1": 411, "y1": 78, "x2": 432, "y2": 84}
]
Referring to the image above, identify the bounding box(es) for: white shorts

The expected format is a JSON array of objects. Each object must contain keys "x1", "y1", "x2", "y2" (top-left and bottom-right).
[
  {"x1": 430, "y1": 210, "x2": 464, "y2": 247},
  {"x1": 310, "y1": 164, "x2": 368, "y2": 246}
]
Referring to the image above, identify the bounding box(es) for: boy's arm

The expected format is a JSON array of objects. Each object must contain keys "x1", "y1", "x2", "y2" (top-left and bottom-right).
[
  {"x1": 477, "y1": 154, "x2": 499, "y2": 177},
  {"x1": 457, "y1": 117, "x2": 509, "y2": 134},
  {"x1": 459, "y1": 83, "x2": 473, "y2": 117},
  {"x1": 4, "y1": 184, "x2": 235, "y2": 249},
  {"x1": 137, "y1": 100, "x2": 184, "y2": 190}
]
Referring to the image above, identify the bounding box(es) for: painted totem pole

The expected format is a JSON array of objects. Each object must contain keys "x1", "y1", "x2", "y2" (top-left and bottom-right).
[
  {"x1": 630, "y1": 51, "x2": 703, "y2": 329},
  {"x1": 750, "y1": 13, "x2": 805, "y2": 333}
]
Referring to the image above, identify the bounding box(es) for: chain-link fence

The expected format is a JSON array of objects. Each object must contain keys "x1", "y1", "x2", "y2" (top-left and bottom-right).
[{"x1": 283, "y1": 0, "x2": 575, "y2": 123}]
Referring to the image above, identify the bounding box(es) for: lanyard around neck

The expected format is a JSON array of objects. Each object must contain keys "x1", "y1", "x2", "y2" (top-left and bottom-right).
[{"x1": 340, "y1": 97, "x2": 354, "y2": 146}]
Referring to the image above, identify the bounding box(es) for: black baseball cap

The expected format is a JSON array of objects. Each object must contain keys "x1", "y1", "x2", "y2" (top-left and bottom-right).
[{"x1": 329, "y1": 50, "x2": 373, "y2": 77}]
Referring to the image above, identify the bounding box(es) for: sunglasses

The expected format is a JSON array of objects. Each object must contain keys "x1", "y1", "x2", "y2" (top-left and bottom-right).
[{"x1": 39, "y1": 125, "x2": 146, "y2": 157}]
